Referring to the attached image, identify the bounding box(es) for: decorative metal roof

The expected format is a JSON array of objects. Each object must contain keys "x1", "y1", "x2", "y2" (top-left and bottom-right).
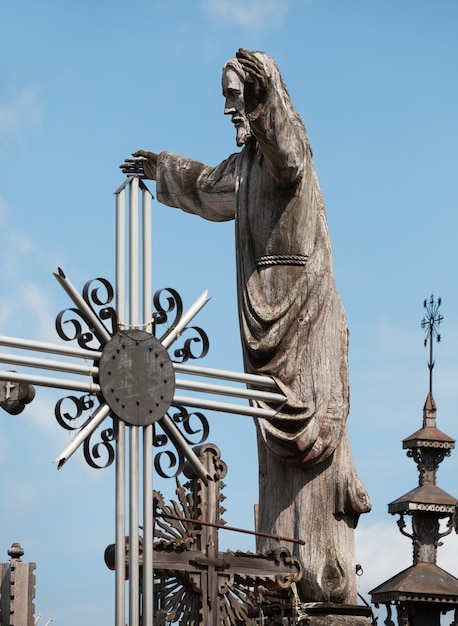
[
  {"x1": 403, "y1": 425, "x2": 455, "y2": 449},
  {"x1": 388, "y1": 482, "x2": 458, "y2": 515},
  {"x1": 370, "y1": 562, "x2": 458, "y2": 605}
]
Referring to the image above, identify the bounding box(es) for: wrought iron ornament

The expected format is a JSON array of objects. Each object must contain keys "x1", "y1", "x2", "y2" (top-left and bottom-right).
[
  {"x1": 53, "y1": 278, "x2": 210, "y2": 471},
  {"x1": 104, "y1": 443, "x2": 303, "y2": 625},
  {"x1": 421, "y1": 294, "x2": 443, "y2": 397}
]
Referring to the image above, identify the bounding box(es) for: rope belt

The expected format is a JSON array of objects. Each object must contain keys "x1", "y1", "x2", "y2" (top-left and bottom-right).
[{"x1": 255, "y1": 254, "x2": 309, "y2": 268}]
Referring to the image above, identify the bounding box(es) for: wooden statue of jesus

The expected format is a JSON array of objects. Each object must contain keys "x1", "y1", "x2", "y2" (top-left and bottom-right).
[{"x1": 121, "y1": 48, "x2": 371, "y2": 605}]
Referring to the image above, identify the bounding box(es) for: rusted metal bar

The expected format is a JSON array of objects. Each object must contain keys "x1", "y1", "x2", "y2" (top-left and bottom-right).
[{"x1": 153, "y1": 511, "x2": 305, "y2": 545}]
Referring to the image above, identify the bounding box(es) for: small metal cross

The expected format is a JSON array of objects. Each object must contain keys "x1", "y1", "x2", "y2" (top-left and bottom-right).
[{"x1": 5, "y1": 381, "x2": 15, "y2": 400}]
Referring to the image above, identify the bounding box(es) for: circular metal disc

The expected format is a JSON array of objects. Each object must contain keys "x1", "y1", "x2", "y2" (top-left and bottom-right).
[{"x1": 98, "y1": 329, "x2": 175, "y2": 426}]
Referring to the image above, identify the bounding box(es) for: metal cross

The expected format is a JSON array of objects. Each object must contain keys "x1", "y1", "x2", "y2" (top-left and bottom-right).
[
  {"x1": 0, "y1": 177, "x2": 287, "y2": 626},
  {"x1": 105, "y1": 443, "x2": 302, "y2": 625}
]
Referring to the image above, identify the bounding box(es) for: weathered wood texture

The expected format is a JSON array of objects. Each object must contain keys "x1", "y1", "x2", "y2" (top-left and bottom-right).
[
  {"x1": 0, "y1": 544, "x2": 36, "y2": 626},
  {"x1": 125, "y1": 48, "x2": 371, "y2": 606}
]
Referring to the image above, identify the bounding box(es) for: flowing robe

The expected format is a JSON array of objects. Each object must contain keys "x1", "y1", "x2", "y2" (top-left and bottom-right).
[{"x1": 155, "y1": 76, "x2": 371, "y2": 603}]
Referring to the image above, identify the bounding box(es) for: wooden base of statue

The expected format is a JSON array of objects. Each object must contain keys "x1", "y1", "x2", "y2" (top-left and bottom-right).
[{"x1": 256, "y1": 429, "x2": 370, "y2": 606}]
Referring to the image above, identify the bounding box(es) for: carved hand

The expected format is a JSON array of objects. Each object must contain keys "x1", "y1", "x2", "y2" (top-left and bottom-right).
[
  {"x1": 119, "y1": 150, "x2": 158, "y2": 180},
  {"x1": 236, "y1": 48, "x2": 268, "y2": 113}
]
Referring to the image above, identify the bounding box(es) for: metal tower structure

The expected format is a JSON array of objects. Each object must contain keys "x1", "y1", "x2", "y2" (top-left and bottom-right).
[{"x1": 370, "y1": 296, "x2": 458, "y2": 626}]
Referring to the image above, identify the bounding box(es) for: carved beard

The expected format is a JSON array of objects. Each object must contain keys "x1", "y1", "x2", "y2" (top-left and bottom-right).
[{"x1": 235, "y1": 118, "x2": 252, "y2": 147}]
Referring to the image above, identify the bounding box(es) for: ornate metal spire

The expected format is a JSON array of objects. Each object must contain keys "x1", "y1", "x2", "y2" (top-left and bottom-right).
[
  {"x1": 421, "y1": 294, "x2": 443, "y2": 398},
  {"x1": 370, "y1": 295, "x2": 458, "y2": 626}
]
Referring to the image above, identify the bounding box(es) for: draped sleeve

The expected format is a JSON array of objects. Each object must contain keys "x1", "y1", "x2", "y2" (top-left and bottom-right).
[{"x1": 156, "y1": 151, "x2": 238, "y2": 222}]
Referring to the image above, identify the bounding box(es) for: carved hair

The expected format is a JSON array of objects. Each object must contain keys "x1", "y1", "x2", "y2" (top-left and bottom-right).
[{"x1": 222, "y1": 57, "x2": 245, "y2": 82}]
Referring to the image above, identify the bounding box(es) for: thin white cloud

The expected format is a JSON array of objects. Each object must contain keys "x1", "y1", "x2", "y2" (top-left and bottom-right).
[
  {"x1": 16, "y1": 282, "x2": 59, "y2": 342},
  {"x1": 0, "y1": 229, "x2": 56, "y2": 338},
  {"x1": 202, "y1": 0, "x2": 288, "y2": 29},
  {"x1": 356, "y1": 519, "x2": 412, "y2": 598},
  {"x1": 0, "y1": 88, "x2": 43, "y2": 155}
]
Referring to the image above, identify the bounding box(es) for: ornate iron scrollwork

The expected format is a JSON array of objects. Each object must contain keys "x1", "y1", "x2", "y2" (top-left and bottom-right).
[
  {"x1": 172, "y1": 327, "x2": 209, "y2": 363},
  {"x1": 151, "y1": 288, "x2": 209, "y2": 363},
  {"x1": 54, "y1": 278, "x2": 211, "y2": 472},
  {"x1": 150, "y1": 444, "x2": 303, "y2": 626},
  {"x1": 55, "y1": 394, "x2": 96, "y2": 431},
  {"x1": 153, "y1": 406, "x2": 210, "y2": 479},
  {"x1": 55, "y1": 394, "x2": 117, "y2": 468},
  {"x1": 82, "y1": 277, "x2": 118, "y2": 336},
  {"x1": 55, "y1": 307, "x2": 98, "y2": 350},
  {"x1": 83, "y1": 418, "x2": 118, "y2": 469},
  {"x1": 55, "y1": 277, "x2": 117, "y2": 350},
  {"x1": 152, "y1": 288, "x2": 183, "y2": 338}
]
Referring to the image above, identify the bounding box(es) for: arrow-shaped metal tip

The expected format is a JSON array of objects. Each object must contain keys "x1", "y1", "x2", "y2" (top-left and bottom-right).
[
  {"x1": 161, "y1": 290, "x2": 211, "y2": 350},
  {"x1": 53, "y1": 403, "x2": 111, "y2": 469}
]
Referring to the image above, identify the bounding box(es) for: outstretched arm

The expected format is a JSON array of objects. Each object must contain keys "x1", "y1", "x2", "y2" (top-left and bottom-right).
[
  {"x1": 156, "y1": 151, "x2": 237, "y2": 222},
  {"x1": 121, "y1": 149, "x2": 237, "y2": 222},
  {"x1": 120, "y1": 150, "x2": 158, "y2": 180}
]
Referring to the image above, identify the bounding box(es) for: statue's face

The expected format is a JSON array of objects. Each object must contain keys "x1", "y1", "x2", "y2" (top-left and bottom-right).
[{"x1": 222, "y1": 67, "x2": 251, "y2": 147}]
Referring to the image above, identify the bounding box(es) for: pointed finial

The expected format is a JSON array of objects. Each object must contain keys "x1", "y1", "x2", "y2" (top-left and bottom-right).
[{"x1": 421, "y1": 294, "x2": 443, "y2": 397}]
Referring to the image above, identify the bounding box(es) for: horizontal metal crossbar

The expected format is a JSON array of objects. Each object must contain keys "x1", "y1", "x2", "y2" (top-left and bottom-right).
[
  {"x1": 172, "y1": 394, "x2": 279, "y2": 418},
  {"x1": 0, "y1": 335, "x2": 101, "y2": 359},
  {"x1": 0, "y1": 369, "x2": 282, "y2": 419},
  {"x1": 0, "y1": 337, "x2": 280, "y2": 391},
  {"x1": 0, "y1": 370, "x2": 101, "y2": 394},
  {"x1": 0, "y1": 352, "x2": 98, "y2": 377}
]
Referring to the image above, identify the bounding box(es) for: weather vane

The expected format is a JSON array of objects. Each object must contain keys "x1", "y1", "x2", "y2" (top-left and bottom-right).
[{"x1": 421, "y1": 294, "x2": 443, "y2": 397}]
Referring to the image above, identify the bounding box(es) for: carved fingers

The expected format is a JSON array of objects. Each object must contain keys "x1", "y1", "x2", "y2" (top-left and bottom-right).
[
  {"x1": 119, "y1": 150, "x2": 159, "y2": 180},
  {"x1": 235, "y1": 48, "x2": 268, "y2": 113},
  {"x1": 236, "y1": 49, "x2": 268, "y2": 89}
]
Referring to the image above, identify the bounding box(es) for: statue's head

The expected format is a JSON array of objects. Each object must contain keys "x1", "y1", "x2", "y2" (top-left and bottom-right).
[
  {"x1": 222, "y1": 51, "x2": 304, "y2": 148},
  {"x1": 222, "y1": 57, "x2": 251, "y2": 147}
]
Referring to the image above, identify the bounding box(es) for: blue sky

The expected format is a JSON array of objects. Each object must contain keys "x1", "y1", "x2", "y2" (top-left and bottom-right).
[{"x1": 1, "y1": 1, "x2": 458, "y2": 624}]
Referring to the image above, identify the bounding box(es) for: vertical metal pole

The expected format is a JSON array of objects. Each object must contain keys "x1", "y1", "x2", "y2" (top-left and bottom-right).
[
  {"x1": 142, "y1": 427, "x2": 153, "y2": 624},
  {"x1": 129, "y1": 426, "x2": 140, "y2": 626},
  {"x1": 116, "y1": 178, "x2": 154, "y2": 625},
  {"x1": 129, "y1": 177, "x2": 140, "y2": 626},
  {"x1": 142, "y1": 183, "x2": 154, "y2": 626},
  {"x1": 129, "y1": 176, "x2": 139, "y2": 325},
  {"x1": 115, "y1": 423, "x2": 126, "y2": 626},
  {"x1": 115, "y1": 186, "x2": 127, "y2": 626},
  {"x1": 116, "y1": 185, "x2": 126, "y2": 325},
  {"x1": 142, "y1": 182, "x2": 153, "y2": 333}
]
